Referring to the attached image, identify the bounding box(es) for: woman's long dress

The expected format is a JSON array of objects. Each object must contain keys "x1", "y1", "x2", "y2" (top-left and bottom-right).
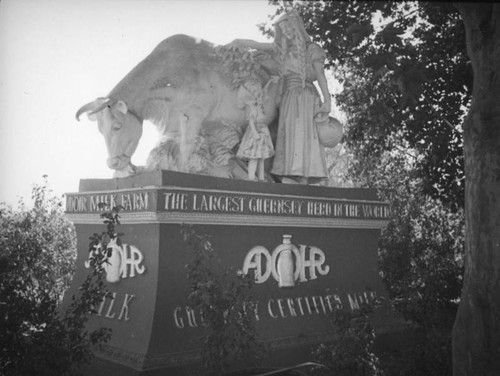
[{"x1": 271, "y1": 43, "x2": 328, "y2": 179}]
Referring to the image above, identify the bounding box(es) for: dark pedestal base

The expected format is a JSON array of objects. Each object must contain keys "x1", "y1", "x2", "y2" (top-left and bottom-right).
[{"x1": 64, "y1": 171, "x2": 390, "y2": 375}]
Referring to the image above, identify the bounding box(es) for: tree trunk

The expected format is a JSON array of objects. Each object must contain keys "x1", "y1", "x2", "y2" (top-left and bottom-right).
[{"x1": 452, "y1": 4, "x2": 500, "y2": 375}]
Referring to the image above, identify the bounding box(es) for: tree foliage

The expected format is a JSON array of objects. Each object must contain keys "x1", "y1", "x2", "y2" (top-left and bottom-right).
[
  {"x1": 0, "y1": 179, "x2": 76, "y2": 302},
  {"x1": 380, "y1": 193, "x2": 464, "y2": 329},
  {"x1": 261, "y1": 2, "x2": 468, "y2": 374},
  {"x1": 375, "y1": 157, "x2": 464, "y2": 375},
  {"x1": 0, "y1": 178, "x2": 112, "y2": 375},
  {"x1": 262, "y1": 1, "x2": 471, "y2": 209},
  {"x1": 450, "y1": 4, "x2": 500, "y2": 375}
]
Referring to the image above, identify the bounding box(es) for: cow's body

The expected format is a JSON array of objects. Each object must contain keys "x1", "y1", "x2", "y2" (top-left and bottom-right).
[{"x1": 76, "y1": 34, "x2": 280, "y2": 178}]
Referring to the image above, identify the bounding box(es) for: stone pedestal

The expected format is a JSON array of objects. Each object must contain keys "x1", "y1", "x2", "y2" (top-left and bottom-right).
[{"x1": 64, "y1": 171, "x2": 390, "y2": 375}]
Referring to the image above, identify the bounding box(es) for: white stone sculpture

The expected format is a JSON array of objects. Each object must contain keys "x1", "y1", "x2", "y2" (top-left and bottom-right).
[
  {"x1": 228, "y1": 10, "x2": 343, "y2": 185},
  {"x1": 76, "y1": 34, "x2": 281, "y2": 179}
]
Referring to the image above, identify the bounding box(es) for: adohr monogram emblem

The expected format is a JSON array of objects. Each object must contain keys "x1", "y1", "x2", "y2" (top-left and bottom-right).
[
  {"x1": 242, "y1": 235, "x2": 330, "y2": 288},
  {"x1": 85, "y1": 238, "x2": 146, "y2": 283}
]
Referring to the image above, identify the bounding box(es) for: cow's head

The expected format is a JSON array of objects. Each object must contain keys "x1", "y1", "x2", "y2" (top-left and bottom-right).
[{"x1": 76, "y1": 98, "x2": 143, "y2": 173}]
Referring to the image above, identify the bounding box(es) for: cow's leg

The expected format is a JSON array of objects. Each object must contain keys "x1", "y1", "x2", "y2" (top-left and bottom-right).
[
  {"x1": 179, "y1": 108, "x2": 208, "y2": 173},
  {"x1": 145, "y1": 136, "x2": 181, "y2": 172}
]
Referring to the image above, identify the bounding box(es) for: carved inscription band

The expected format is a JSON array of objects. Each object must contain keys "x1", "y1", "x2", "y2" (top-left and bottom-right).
[{"x1": 66, "y1": 186, "x2": 389, "y2": 229}]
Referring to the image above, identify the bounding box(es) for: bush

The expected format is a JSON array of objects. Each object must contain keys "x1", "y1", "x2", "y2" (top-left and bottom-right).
[
  {"x1": 0, "y1": 178, "x2": 112, "y2": 375},
  {"x1": 345, "y1": 147, "x2": 464, "y2": 375},
  {"x1": 376, "y1": 197, "x2": 463, "y2": 375},
  {"x1": 181, "y1": 225, "x2": 262, "y2": 376},
  {"x1": 375, "y1": 169, "x2": 464, "y2": 375},
  {"x1": 311, "y1": 303, "x2": 382, "y2": 376}
]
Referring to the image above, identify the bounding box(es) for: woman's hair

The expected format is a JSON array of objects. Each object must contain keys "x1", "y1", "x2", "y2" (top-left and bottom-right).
[{"x1": 273, "y1": 10, "x2": 311, "y2": 86}]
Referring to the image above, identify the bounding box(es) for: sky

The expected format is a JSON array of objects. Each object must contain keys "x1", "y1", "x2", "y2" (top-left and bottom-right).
[{"x1": 0, "y1": 0, "x2": 277, "y2": 206}]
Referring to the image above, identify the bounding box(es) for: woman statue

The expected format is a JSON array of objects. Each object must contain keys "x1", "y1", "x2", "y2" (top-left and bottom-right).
[{"x1": 228, "y1": 9, "x2": 331, "y2": 184}]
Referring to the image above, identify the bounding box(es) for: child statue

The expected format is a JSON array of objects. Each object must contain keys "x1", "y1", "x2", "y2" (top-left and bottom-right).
[{"x1": 236, "y1": 77, "x2": 275, "y2": 181}]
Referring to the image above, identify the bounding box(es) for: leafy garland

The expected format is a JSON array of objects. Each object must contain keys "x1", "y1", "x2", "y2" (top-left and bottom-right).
[{"x1": 213, "y1": 46, "x2": 261, "y2": 89}]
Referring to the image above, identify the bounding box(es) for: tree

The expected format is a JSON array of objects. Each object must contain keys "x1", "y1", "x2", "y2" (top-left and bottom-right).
[
  {"x1": 277, "y1": 1, "x2": 469, "y2": 209},
  {"x1": 451, "y1": 4, "x2": 500, "y2": 375},
  {"x1": 263, "y1": 1, "x2": 499, "y2": 374}
]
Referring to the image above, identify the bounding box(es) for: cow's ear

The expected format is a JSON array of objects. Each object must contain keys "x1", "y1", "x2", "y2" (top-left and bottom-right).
[
  {"x1": 112, "y1": 100, "x2": 128, "y2": 117},
  {"x1": 87, "y1": 113, "x2": 98, "y2": 121}
]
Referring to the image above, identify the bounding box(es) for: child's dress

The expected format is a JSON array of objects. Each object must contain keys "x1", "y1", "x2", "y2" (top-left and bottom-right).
[{"x1": 236, "y1": 83, "x2": 274, "y2": 160}]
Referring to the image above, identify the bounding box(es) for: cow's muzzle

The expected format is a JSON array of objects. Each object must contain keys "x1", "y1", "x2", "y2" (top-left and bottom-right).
[{"x1": 107, "y1": 155, "x2": 131, "y2": 170}]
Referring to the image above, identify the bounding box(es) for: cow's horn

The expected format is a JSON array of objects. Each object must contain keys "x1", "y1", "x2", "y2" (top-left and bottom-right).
[{"x1": 75, "y1": 97, "x2": 113, "y2": 121}]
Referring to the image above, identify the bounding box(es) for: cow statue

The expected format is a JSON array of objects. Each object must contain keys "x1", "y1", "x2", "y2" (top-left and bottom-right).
[{"x1": 76, "y1": 34, "x2": 281, "y2": 179}]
